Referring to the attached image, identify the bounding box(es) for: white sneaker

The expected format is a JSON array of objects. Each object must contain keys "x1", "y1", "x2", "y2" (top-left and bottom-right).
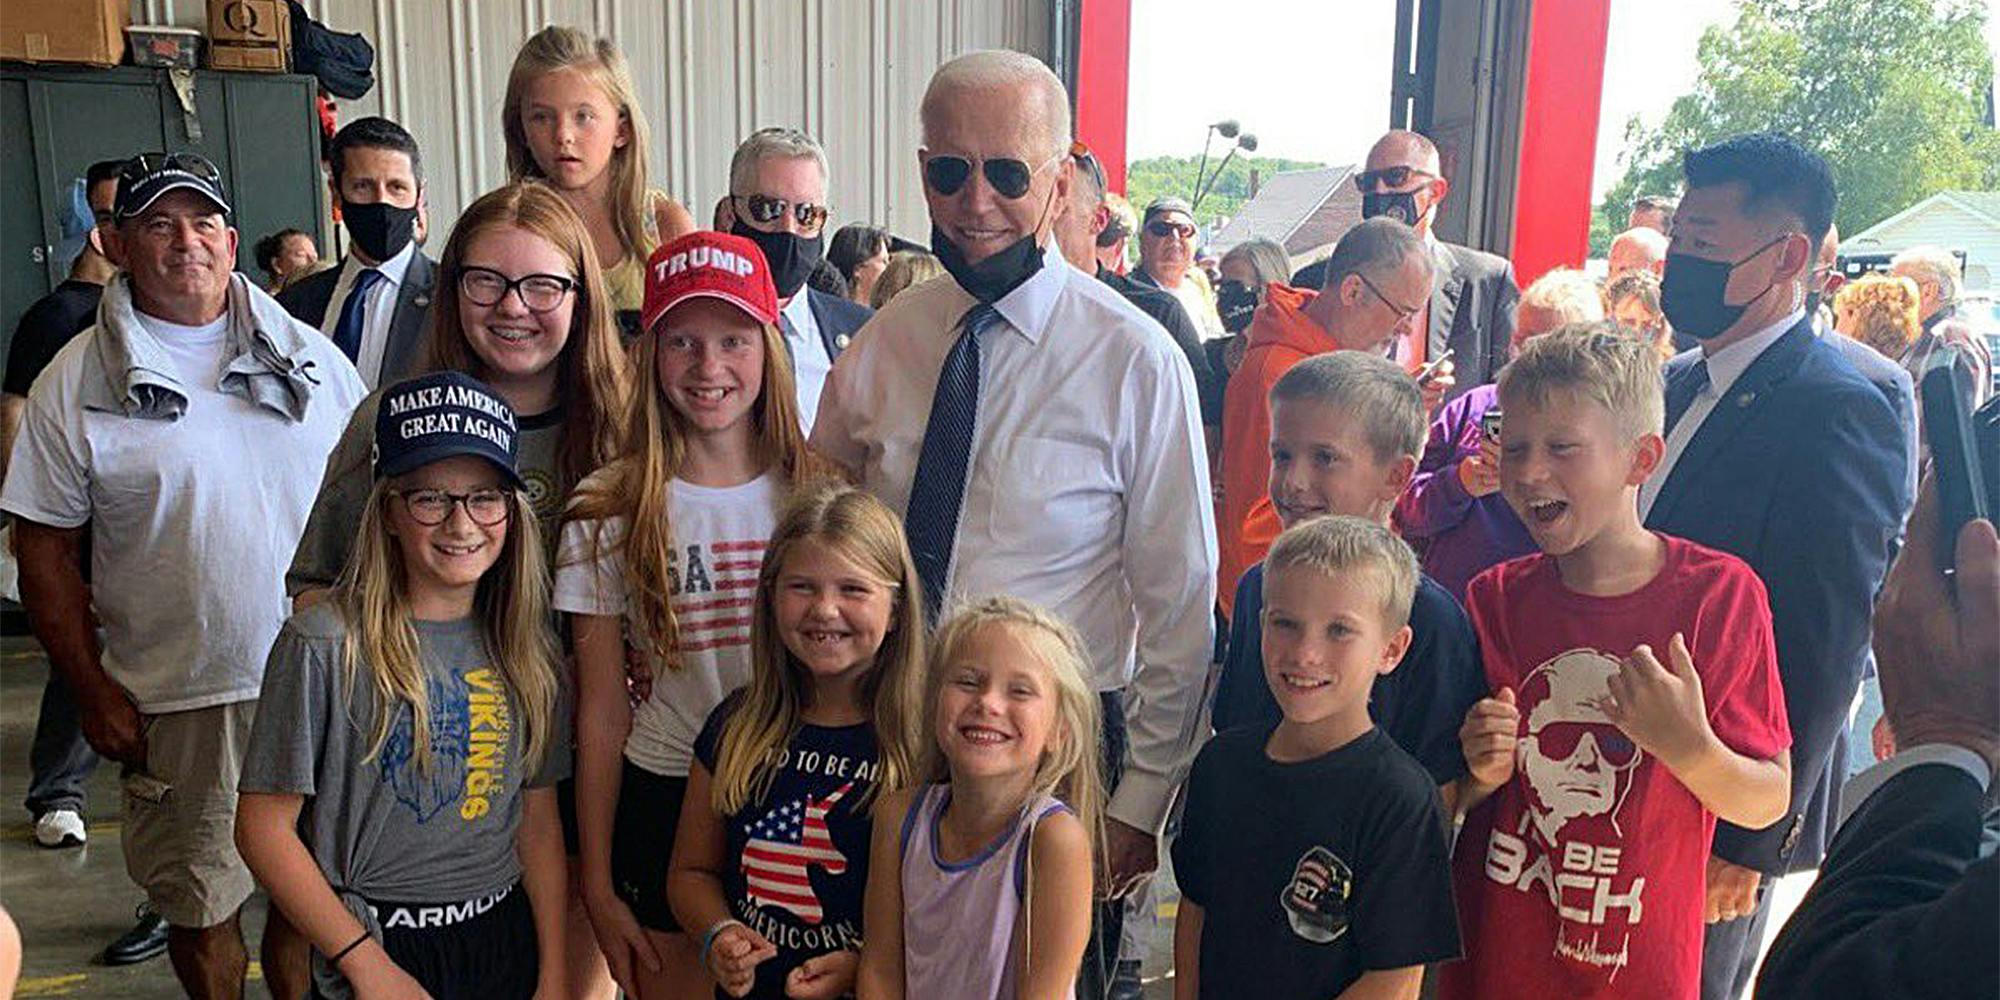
[{"x1": 34, "y1": 809, "x2": 86, "y2": 848}]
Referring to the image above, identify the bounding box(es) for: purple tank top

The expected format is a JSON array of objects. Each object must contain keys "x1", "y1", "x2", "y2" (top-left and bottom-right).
[{"x1": 899, "y1": 783, "x2": 1074, "y2": 1000}]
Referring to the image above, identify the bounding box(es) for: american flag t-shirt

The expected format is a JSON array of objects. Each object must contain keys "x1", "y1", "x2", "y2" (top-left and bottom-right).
[{"x1": 741, "y1": 780, "x2": 855, "y2": 924}]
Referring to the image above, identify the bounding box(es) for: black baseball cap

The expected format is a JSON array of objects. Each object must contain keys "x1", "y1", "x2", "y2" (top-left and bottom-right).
[
  {"x1": 372, "y1": 372, "x2": 524, "y2": 488},
  {"x1": 114, "y1": 152, "x2": 232, "y2": 221}
]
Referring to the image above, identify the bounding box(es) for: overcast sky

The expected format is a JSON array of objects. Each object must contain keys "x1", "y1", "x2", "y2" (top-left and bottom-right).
[{"x1": 1126, "y1": 0, "x2": 1997, "y2": 198}]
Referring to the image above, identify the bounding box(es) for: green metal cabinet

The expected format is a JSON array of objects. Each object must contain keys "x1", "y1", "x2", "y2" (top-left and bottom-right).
[{"x1": 1, "y1": 63, "x2": 324, "y2": 358}]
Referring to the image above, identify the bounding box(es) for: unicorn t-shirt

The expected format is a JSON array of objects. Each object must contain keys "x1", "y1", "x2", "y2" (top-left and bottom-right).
[{"x1": 694, "y1": 690, "x2": 879, "y2": 998}]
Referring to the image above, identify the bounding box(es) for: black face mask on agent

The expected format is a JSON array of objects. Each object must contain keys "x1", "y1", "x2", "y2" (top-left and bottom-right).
[
  {"x1": 932, "y1": 183, "x2": 1060, "y2": 305},
  {"x1": 1660, "y1": 234, "x2": 1791, "y2": 341},
  {"x1": 343, "y1": 199, "x2": 418, "y2": 263},
  {"x1": 1361, "y1": 187, "x2": 1432, "y2": 228},
  {"x1": 730, "y1": 221, "x2": 823, "y2": 300}
]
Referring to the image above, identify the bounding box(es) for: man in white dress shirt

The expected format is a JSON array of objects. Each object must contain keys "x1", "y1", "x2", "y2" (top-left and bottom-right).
[{"x1": 809, "y1": 49, "x2": 1216, "y2": 996}]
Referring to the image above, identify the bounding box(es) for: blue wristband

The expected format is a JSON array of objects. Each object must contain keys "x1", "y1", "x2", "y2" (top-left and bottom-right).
[{"x1": 699, "y1": 919, "x2": 742, "y2": 964}]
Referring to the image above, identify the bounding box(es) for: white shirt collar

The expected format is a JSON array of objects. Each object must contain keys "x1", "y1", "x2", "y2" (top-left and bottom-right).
[
  {"x1": 964, "y1": 245, "x2": 1068, "y2": 345},
  {"x1": 1701, "y1": 308, "x2": 1802, "y2": 396},
  {"x1": 345, "y1": 239, "x2": 415, "y2": 288},
  {"x1": 781, "y1": 287, "x2": 814, "y2": 332}
]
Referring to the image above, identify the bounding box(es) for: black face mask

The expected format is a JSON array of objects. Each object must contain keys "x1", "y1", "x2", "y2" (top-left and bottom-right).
[
  {"x1": 932, "y1": 226, "x2": 1045, "y2": 304},
  {"x1": 342, "y1": 200, "x2": 417, "y2": 263},
  {"x1": 731, "y1": 221, "x2": 822, "y2": 299},
  {"x1": 1660, "y1": 235, "x2": 1788, "y2": 341},
  {"x1": 1361, "y1": 189, "x2": 1426, "y2": 227},
  {"x1": 1216, "y1": 279, "x2": 1258, "y2": 333}
]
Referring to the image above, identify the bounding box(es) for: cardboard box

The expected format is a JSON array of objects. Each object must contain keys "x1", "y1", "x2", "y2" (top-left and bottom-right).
[
  {"x1": 207, "y1": 0, "x2": 290, "y2": 73},
  {"x1": 128, "y1": 26, "x2": 202, "y2": 69},
  {"x1": 0, "y1": 0, "x2": 129, "y2": 67}
]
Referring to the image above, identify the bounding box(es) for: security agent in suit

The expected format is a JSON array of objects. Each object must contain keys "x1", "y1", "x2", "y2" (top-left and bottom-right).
[
  {"x1": 1292, "y1": 129, "x2": 1519, "y2": 399},
  {"x1": 1757, "y1": 476, "x2": 1999, "y2": 1000},
  {"x1": 718, "y1": 127, "x2": 867, "y2": 432},
  {"x1": 1637, "y1": 133, "x2": 1913, "y2": 1000},
  {"x1": 278, "y1": 116, "x2": 436, "y2": 391}
]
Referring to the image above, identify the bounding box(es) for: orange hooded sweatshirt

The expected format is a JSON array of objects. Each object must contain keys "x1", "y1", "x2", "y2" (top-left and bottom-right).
[{"x1": 1216, "y1": 282, "x2": 1344, "y2": 617}]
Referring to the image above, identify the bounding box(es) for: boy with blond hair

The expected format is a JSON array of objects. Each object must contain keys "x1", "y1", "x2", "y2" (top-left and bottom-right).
[
  {"x1": 1441, "y1": 326, "x2": 1792, "y2": 1000},
  {"x1": 1176, "y1": 516, "x2": 1462, "y2": 1000},
  {"x1": 1211, "y1": 351, "x2": 1485, "y2": 790}
]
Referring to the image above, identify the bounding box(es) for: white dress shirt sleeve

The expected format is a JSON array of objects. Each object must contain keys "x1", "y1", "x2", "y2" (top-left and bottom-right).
[{"x1": 1108, "y1": 338, "x2": 1219, "y2": 833}]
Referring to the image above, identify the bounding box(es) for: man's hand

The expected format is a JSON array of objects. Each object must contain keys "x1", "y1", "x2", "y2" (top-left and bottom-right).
[
  {"x1": 1873, "y1": 474, "x2": 1999, "y2": 769},
  {"x1": 1419, "y1": 360, "x2": 1457, "y2": 413},
  {"x1": 1100, "y1": 818, "x2": 1158, "y2": 899},
  {"x1": 1704, "y1": 855, "x2": 1762, "y2": 923},
  {"x1": 1457, "y1": 450, "x2": 1501, "y2": 498},
  {"x1": 76, "y1": 678, "x2": 146, "y2": 766},
  {"x1": 1460, "y1": 688, "x2": 1520, "y2": 790},
  {"x1": 1605, "y1": 634, "x2": 1714, "y2": 771}
]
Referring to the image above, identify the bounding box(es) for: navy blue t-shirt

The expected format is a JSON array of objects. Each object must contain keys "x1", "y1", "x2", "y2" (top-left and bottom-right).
[
  {"x1": 1212, "y1": 562, "x2": 1483, "y2": 784},
  {"x1": 693, "y1": 691, "x2": 879, "y2": 999}
]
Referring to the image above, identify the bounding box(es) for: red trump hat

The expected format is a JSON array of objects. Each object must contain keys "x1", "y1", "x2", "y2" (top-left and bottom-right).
[{"x1": 641, "y1": 230, "x2": 780, "y2": 334}]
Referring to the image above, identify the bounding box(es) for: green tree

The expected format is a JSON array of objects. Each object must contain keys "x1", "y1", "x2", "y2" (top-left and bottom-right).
[
  {"x1": 1593, "y1": 0, "x2": 1998, "y2": 256},
  {"x1": 1121, "y1": 153, "x2": 1330, "y2": 235}
]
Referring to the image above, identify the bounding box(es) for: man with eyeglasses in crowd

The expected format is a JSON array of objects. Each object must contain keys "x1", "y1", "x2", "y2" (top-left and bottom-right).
[
  {"x1": 278, "y1": 116, "x2": 437, "y2": 391},
  {"x1": 1218, "y1": 216, "x2": 1434, "y2": 618},
  {"x1": 1296, "y1": 130, "x2": 1519, "y2": 399},
  {"x1": 2, "y1": 154, "x2": 364, "y2": 999},
  {"x1": 1135, "y1": 197, "x2": 1226, "y2": 340},
  {"x1": 715, "y1": 127, "x2": 871, "y2": 431},
  {"x1": 811, "y1": 50, "x2": 1216, "y2": 1000}
]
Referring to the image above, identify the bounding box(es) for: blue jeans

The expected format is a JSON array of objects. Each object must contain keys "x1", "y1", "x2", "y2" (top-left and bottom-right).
[{"x1": 25, "y1": 672, "x2": 99, "y2": 818}]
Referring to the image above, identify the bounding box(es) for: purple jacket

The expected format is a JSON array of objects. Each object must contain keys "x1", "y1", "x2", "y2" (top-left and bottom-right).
[{"x1": 1395, "y1": 384, "x2": 1535, "y2": 602}]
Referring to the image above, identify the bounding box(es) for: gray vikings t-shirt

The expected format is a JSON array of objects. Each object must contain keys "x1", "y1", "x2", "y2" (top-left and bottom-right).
[{"x1": 241, "y1": 602, "x2": 570, "y2": 905}]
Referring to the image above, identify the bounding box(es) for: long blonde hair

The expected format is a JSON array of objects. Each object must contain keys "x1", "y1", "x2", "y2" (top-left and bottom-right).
[
  {"x1": 922, "y1": 597, "x2": 1105, "y2": 858},
  {"x1": 710, "y1": 485, "x2": 927, "y2": 814},
  {"x1": 503, "y1": 26, "x2": 655, "y2": 265},
  {"x1": 334, "y1": 476, "x2": 560, "y2": 772},
  {"x1": 423, "y1": 183, "x2": 629, "y2": 504},
  {"x1": 563, "y1": 302, "x2": 822, "y2": 667}
]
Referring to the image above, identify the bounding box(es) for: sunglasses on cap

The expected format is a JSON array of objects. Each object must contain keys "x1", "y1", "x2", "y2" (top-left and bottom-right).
[
  {"x1": 733, "y1": 193, "x2": 830, "y2": 234},
  {"x1": 1353, "y1": 165, "x2": 1436, "y2": 192},
  {"x1": 122, "y1": 151, "x2": 223, "y2": 184},
  {"x1": 1146, "y1": 220, "x2": 1196, "y2": 240},
  {"x1": 1531, "y1": 721, "x2": 1640, "y2": 768},
  {"x1": 922, "y1": 151, "x2": 1063, "y2": 200}
]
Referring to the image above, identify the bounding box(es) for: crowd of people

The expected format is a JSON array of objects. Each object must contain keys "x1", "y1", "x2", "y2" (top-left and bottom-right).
[{"x1": 0, "y1": 26, "x2": 1994, "y2": 1000}]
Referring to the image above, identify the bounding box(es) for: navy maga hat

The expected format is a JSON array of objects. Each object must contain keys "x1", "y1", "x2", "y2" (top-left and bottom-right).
[{"x1": 372, "y1": 371, "x2": 524, "y2": 488}]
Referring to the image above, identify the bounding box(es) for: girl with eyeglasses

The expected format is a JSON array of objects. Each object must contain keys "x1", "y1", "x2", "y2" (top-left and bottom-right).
[
  {"x1": 238, "y1": 372, "x2": 568, "y2": 1000},
  {"x1": 555, "y1": 230, "x2": 831, "y2": 999},
  {"x1": 285, "y1": 180, "x2": 632, "y2": 999},
  {"x1": 504, "y1": 26, "x2": 694, "y2": 315}
]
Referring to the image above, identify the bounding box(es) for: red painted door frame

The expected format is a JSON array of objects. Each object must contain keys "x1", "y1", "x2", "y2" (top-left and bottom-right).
[
  {"x1": 1509, "y1": 0, "x2": 1612, "y2": 286},
  {"x1": 1072, "y1": 0, "x2": 1132, "y2": 194}
]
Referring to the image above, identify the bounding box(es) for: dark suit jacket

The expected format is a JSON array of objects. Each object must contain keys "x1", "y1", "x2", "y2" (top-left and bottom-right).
[
  {"x1": 1756, "y1": 761, "x2": 1998, "y2": 999},
  {"x1": 803, "y1": 287, "x2": 868, "y2": 361},
  {"x1": 1289, "y1": 239, "x2": 1518, "y2": 398},
  {"x1": 1098, "y1": 267, "x2": 1222, "y2": 426},
  {"x1": 1644, "y1": 319, "x2": 1912, "y2": 874},
  {"x1": 278, "y1": 252, "x2": 438, "y2": 388}
]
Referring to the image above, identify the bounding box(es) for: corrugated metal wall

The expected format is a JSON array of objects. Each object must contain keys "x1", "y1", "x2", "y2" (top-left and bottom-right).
[{"x1": 131, "y1": 0, "x2": 1051, "y2": 242}]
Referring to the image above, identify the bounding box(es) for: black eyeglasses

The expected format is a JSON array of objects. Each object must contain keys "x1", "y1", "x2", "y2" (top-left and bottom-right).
[
  {"x1": 390, "y1": 488, "x2": 514, "y2": 526},
  {"x1": 922, "y1": 152, "x2": 1061, "y2": 199},
  {"x1": 122, "y1": 151, "x2": 223, "y2": 185},
  {"x1": 1356, "y1": 271, "x2": 1419, "y2": 320},
  {"x1": 1353, "y1": 165, "x2": 1436, "y2": 192},
  {"x1": 1146, "y1": 220, "x2": 1196, "y2": 240},
  {"x1": 733, "y1": 194, "x2": 830, "y2": 234},
  {"x1": 457, "y1": 267, "x2": 578, "y2": 312}
]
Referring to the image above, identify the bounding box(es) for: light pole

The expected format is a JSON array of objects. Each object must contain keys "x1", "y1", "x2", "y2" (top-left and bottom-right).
[
  {"x1": 1191, "y1": 119, "x2": 1240, "y2": 208},
  {"x1": 1193, "y1": 131, "x2": 1257, "y2": 215}
]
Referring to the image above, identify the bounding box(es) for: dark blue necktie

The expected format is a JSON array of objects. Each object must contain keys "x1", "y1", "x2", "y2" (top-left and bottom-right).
[
  {"x1": 1664, "y1": 358, "x2": 1711, "y2": 435},
  {"x1": 905, "y1": 304, "x2": 1000, "y2": 623},
  {"x1": 332, "y1": 267, "x2": 385, "y2": 362}
]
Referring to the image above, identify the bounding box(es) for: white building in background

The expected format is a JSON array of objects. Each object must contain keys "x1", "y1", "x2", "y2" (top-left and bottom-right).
[{"x1": 1844, "y1": 190, "x2": 2000, "y2": 292}]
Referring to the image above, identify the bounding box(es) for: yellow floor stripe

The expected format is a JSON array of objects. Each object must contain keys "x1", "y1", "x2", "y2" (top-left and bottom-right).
[{"x1": 16, "y1": 973, "x2": 88, "y2": 996}]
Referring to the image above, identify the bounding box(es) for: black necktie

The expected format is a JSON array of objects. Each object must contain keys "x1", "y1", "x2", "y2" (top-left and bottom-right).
[
  {"x1": 905, "y1": 304, "x2": 1000, "y2": 623},
  {"x1": 332, "y1": 267, "x2": 385, "y2": 362},
  {"x1": 1664, "y1": 359, "x2": 1711, "y2": 435}
]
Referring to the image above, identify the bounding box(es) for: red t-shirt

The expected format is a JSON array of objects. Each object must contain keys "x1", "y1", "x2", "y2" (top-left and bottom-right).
[{"x1": 1439, "y1": 535, "x2": 1790, "y2": 1000}]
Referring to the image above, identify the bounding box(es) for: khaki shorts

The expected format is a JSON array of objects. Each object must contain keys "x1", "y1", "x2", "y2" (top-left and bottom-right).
[{"x1": 121, "y1": 700, "x2": 257, "y2": 928}]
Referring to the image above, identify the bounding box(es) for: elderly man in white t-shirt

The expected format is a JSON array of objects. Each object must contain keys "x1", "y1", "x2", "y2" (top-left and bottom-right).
[
  {"x1": 2, "y1": 153, "x2": 363, "y2": 999},
  {"x1": 810, "y1": 50, "x2": 1216, "y2": 996}
]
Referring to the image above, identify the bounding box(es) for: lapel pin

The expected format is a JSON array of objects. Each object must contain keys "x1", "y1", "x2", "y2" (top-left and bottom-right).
[
  {"x1": 1736, "y1": 391, "x2": 1755, "y2": 407},
  {"x1": 836, "y1": 333, "x2": 851, "y2": 349},
  {"x1": 414, "y1": 295, "x2": 430, "y2": 307}
]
